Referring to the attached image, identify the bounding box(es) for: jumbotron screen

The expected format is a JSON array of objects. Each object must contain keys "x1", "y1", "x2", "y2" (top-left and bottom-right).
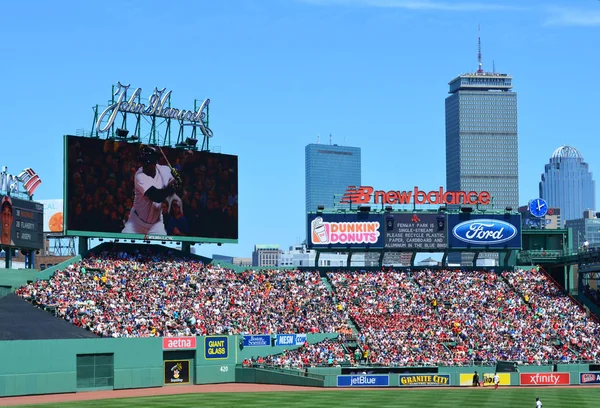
[{"x1": 64, "y1": 135, "x2": 238, "y2": 243}]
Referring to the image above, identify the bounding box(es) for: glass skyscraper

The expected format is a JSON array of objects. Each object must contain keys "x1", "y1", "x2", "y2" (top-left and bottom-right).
[
  {"x1": 445, "y1": 72, "x2": 519, "y2": 209},
  {"x1": 539, "y1": 145, "x2": 595, "y2": 224},
  {"x1": 305, "y1": 143, "x2": 361, "y2": 213}
]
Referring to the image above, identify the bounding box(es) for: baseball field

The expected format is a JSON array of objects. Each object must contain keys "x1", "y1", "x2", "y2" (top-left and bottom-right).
[{"x1": 10, "y1": 387, "x2": 600, "y2": 408}]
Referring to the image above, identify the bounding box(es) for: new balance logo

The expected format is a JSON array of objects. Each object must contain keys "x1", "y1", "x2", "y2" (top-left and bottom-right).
[
  {"x1": 341, "y1": 186, "x2": 373, "y2": 205},
  {"x1": 17, "y1": 168, "x2": 42, "y2": 197}
]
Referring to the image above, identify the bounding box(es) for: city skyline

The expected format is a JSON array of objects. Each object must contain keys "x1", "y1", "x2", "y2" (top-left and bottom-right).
[{"x1": 1, "y1": 0, "x2": 599, "y2": 260}]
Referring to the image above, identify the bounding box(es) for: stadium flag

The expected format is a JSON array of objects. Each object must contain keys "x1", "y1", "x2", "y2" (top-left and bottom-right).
[{"x1": 17, "y1": 168, "x2": 42, "y2": 196}]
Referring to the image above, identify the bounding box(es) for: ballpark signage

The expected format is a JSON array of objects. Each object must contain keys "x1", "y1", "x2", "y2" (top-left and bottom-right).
[
  {"x1": 398, "y1": 374, "x2": 450, "y2": 387},
  {"x1": 447, "y1": 214, "x2": 522, "y2": 249},
  {"x1": 162, "y1": 337, "x2": 197, "y2": 350},
  {"x1": 385, "y1": 213, "x2": 447, "y2": 250},
  {"x1": 0, "y1": 167, "x2": 41, "y2": 197},
  {"x1": 275, "y1": 334, "x2": 307, "y2": 347},
  {"x1": 164, "y1": 360, "x2": 190, "y2": 385},
  {"x1": 308, "y1": 213, "x2": 384, "y2": 249},
  {"x1": 0, "y1": 195, "x2": 44, "y2": 250},
  {"x1": 341, "y1": 186, "x2": 491, "y2": 206},
  {"x1": 337, "y1": 375, "x2": 389, "y2": 387},
  {"x1": 204, "y1": 336, "x2": 228, "y2": 360},
  {"x1": 520, "y1": 373, "x2": 570, "y2": 386},
  {"x1": 242, "y1": 335, "x2": 271, "y2": 347},
  {"x1": 96, "y1": 82, "x2": 212, "y2": 138},
  {"x1": 579, "y1": 373, "x2": 600, "y2": 384}
]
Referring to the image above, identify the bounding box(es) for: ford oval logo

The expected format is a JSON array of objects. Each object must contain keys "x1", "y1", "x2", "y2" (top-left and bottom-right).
[{"x1": 452, "y1": 219, "x2": 517, "y2": 245}]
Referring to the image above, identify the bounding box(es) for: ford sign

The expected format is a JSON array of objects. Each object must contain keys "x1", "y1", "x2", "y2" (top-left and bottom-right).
[{"x1": 452, "y1": 219, "x2": 518, "y2": 245}]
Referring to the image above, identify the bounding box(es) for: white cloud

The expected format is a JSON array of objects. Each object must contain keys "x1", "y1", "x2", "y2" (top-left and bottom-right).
[
  {"x1": 300, "y1": 0, "x2": 524, "y2": 12},
  {"x1": 544, "y1": 6, "x2": 600, "y2": 27}
]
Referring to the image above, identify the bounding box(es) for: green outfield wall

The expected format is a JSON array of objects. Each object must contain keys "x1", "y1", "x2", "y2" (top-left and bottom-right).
[{"x1": 0, "y1": 333, "x2": 337, "y2": 397}]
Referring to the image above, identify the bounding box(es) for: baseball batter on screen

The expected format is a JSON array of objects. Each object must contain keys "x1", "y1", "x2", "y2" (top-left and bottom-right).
[{"x1": 122, "y1": 146, "x2": 179, "y2": 235}]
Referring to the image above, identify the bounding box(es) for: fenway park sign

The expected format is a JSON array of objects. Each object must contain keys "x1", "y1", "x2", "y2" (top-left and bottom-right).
[
  {"x1": 162, "y1": 337, "x2": 197, "y2": 350},
  {"x1": 342, "y1": 186, "x2": 491, "y2": 206}
]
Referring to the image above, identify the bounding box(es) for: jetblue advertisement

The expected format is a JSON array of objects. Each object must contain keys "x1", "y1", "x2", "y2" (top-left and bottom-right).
[
  {"x1": 337, "y1": 375, "x2": 390, "y2": 387},
  {"x1": 307, "y1": 213, "x2": 384, "y2": 249},
  {"x1": 447, "y1": 214, "x2": 522, "y2": 249}
]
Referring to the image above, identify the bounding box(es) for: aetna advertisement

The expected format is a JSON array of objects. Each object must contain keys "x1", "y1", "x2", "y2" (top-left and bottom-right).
[
  {"x1": 520, "y1": 373, "x2": 570, "y2": 386},
  {"x1": 447, "y1": 214, "x2": 522, "y2": 249},
  {"x1": 307, "y1": 213, "x2": 384, "y2": 249}
]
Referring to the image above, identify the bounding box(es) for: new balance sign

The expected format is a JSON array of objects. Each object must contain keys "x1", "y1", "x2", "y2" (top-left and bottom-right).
[
  {"x1": 163, "y1": 337, "x2": 197, "y2": 350},
  {"x1": 341, "y1": 186, "x2": 491, "y2": 206}
]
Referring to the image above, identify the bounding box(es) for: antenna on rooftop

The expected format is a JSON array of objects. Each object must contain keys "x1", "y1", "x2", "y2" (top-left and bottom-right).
[
  {"x1": 493, "y1": 60, "x2": 496, "y2": 73},
  {"x1": 317, "y1": 133, "x2": 320, "y2": 144},
  {"x1": 477, "y1": 24, "x2": 483, "y2": 74},
  {"x1": 329, "y1": 133, "x2": 332, "y2": 145}
]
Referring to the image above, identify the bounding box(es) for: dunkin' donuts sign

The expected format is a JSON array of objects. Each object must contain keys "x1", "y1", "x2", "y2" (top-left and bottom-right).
[{"x1": 307, "y1": 214, "x2": 384, "y2": 249}]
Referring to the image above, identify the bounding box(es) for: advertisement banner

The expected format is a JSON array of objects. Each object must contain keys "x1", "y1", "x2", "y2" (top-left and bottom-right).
[
  {"x1": 447, "y1": 214, "x2": 522, "y2": 249},
  {"x1": 520, "y1": 373, "x2": 570, "y2": 386},
  {"x1": 204, "y1": 336, "x2": 228, "y2": 360},
  {"x1": 398, "y1": 374, "x2": 450, "y2": 387},
  {"x1": 384, "y1": 213, "x2": 447, "y2": 250},
  {"x1": 38, "y1": 199, "x2": 64, "y2": 233},
  {"x1": 0, "y1": 195, "x2": 44, "y2": 250},
  {"x1": 337, "y1": 375, "x2": 389, "y2": 387},
  {"x1": 162, "y1": 337, "x2": 197, "y2": 350},
  {"x1": 164, "y1": 360, "x2": 190, "y2": 385},
  {"x1": 64, "y1": 135, "x2": 238, "y2": 243},
  {"x1": 307, "y1": 213, "x2": 384, "y2": 249},
  {"x1": 243, "y1": 335, "x2": 271, "y2": 347},
  {"x1": 579, "y1": 373, "x2": 600, "y2": 385},
  {"x1": 275, "y1": 334, "x2": 307, "y2": 347}
]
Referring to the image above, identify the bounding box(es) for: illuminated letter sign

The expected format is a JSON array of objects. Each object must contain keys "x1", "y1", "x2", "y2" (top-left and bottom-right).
[
  {"x1": 341, "y1": 186, "x2": 491, "y2": 206},
  {"x1": 96, "y1": 82, "x2": 212, "y2": 138}
]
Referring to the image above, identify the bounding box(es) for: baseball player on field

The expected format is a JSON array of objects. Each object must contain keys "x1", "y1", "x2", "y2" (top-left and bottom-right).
[{"x1": 122, "y1": 146, "x2": 178, "y2": 235}]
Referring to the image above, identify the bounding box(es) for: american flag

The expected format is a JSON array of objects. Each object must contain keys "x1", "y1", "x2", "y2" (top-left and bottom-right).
[{"x1": 17, "y1": 168, "x2": 42, "y2": 197}]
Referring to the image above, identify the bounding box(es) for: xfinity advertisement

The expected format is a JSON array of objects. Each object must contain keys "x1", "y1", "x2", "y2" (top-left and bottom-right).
[{"x1": 447, "y1": 214, "x2": 522, "y2": 249}]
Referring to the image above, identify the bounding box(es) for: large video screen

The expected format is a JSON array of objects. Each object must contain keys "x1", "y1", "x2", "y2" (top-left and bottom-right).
[
  {"x1": 65, "y1": 135, "x2": 238, "y2": 243},
  {"x1": 0, "y1": 195, "x2": 44, "y2": 250}
]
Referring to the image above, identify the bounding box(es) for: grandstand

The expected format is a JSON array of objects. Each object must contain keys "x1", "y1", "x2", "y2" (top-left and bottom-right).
[{"x1": 9, "y1": 245, "x2": 600, "y2": 368}]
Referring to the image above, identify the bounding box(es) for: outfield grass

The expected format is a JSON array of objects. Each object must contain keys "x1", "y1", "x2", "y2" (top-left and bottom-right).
[{"x1": 17, "y1": 388, "x2": 600, "y2": 408}]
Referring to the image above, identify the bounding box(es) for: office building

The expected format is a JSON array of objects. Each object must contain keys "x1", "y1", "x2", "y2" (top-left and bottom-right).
[
  {"x1": 565, "y1": 211, "x2": 600, "y2": 250},
  {"x1": 445, "y1": 67, "x2": 519, "y2": 209},
  {"x1": 305, "y1": 143, "x2": 361, "y2": 213},
  {"x1": 252, "y1": 245, "x2": 281, "y2": 267},
  {"x1": 279, "y1": 244, "x2": 367, "y2": 267},
  {"x1": 539, "y1": 145, "x2": 596, "y2": 225}
]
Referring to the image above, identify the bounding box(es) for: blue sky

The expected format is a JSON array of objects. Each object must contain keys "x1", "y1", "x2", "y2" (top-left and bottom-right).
[{"x1": 1, "y1": 0, "x2": 599, "y2": 260}]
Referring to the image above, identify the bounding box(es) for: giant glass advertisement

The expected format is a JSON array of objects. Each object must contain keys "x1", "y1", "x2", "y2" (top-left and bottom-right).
[
  {"x1": 447, "y1": 214, "x2": 522, "y2": 249},
  {"x1": 64, "y1": 135, "x2": 238, "y2": 243},
  {"x1": 307, "y1": 213, "x2": 384, "y2": 249}
]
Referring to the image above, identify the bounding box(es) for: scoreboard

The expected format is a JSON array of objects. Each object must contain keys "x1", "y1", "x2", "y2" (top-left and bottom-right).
[
  {"x1": 384, "y1": 213, "x2": 447, "y2": 250},
  {"x1": 0, "y1": 195, "x2": 44, "y2": 250}
]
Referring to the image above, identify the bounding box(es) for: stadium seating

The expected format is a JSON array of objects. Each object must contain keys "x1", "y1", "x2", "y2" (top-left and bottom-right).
[{"x1": 15, "y1": 250, "x2": 600, "y2": 366}]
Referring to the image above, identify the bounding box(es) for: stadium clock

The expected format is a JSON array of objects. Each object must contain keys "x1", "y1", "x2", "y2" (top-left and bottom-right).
[{"x1": 529, "y1": 198, "x2": 548, "y2": 218}]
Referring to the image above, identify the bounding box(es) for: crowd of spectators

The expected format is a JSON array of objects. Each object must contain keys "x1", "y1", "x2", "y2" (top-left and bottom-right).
[
  {"x1": 15, "y1": 249, "x2": 350, "y2": 338},
  {"x1": 14, "y1": 251, "x2": 600, "y2": 366},
  {"x1": 328, "y1": 268, "x2": 600, "y2": 366},
  {"x1": 243, "y1": 338, "x2": 354, "y2": 369},
  {"x1": 327, "y1": 270, "x2": 454, "y2": 366},
  {"x1": 502, "y1": 268, "x2": 600, "y2": 363}
]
